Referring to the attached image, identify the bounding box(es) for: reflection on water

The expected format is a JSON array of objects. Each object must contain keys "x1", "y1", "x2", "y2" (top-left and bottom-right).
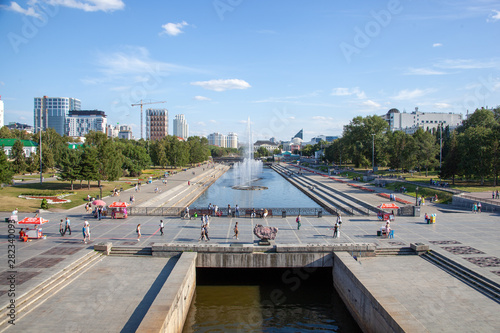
[
  {"x1": 192, "y1": 167, "x2": 321, "y2": 208},
  {"x1": 182, "y1": 268, "x2": 361, "y2": 332}
]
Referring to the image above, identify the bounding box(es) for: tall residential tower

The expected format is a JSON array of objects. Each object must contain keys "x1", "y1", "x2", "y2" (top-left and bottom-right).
[
  {"x1": 173, "y1": 114, "x2": 189, "y2": 139},
  {"x1": 34, "y1": 96, "x2": 81, "y2": 135},
  {"x1": 146, "y1": 108, "x2": 168, "y2": 141}
]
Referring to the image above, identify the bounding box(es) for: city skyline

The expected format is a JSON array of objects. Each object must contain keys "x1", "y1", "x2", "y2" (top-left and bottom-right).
[{"x1": 1, "y1": 1, "x2": 499, "y2": 141}]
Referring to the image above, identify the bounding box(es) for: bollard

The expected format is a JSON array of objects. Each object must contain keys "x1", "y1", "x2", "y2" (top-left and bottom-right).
[{"x1": 282, "y1": 210, "x2": 286, "y2": 218}]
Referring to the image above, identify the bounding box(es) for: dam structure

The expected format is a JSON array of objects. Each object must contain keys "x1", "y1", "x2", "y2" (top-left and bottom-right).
[{"x1": 1, "y1": 162, "x2": 500, "y2": 332}]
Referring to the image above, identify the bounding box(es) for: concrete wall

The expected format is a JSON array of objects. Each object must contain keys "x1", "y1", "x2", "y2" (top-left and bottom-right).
[
  {"x1": 452, "y1": 194, "x2": 500, "y2": 213},
  {"x1": 333, "y1": 252, "x2": 426, "y2": 333},
  {"x1": 137, "y1": 252, "x2": 197, "y2": 333},
  {"x1": 152, "y1": 243, "x2": 376, "y2": 268}
]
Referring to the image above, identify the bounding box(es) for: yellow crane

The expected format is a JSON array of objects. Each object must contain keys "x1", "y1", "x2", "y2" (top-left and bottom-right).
[{"x1": 131, "y1": 100, "x2": 167, "y2": 139}]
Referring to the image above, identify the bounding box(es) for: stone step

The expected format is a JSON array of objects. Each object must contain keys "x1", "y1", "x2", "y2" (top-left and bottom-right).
[
  {"x1": 375, "y1": 247, "x2": 416, "y2": 256},
  {"x1": 109, "y1": 246, "x2": 152, "y2": 256},
  {"x1": 422, "y1": 251, "x2": 500, "y2": 304}
]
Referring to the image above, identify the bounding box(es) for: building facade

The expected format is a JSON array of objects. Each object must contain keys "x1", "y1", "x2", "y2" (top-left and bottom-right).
[
  {"x1": 146, "y1": 109, "x2": 168, "y2": 141},
  {"x1": 118, "y1": 125, "x2": 133, "y2": 140},
  {"x1": 106, "y1": 124, "x2": 119, "y2": 138},
  {"x1": 226, "y1": 132, "x2": 238, "y2": 149},
  {"x1": 382, "y1": 107, "x2": 463, "y2": 134},
  {"x1": 173, "y1": 114, "x2": 189, "y2": 139},
  {"x1": 254, "y1": 140, "x2": 279, "y2": 152},
  {"x1": 34, "y1": 96, "x2": 81, "y2": 135},
  {"x1": 6, "y1": 122, "x2": 34, "y2": 133},
  {"x1": 0, "y1": 96, "x2": 4, "y2": 129},
  {"x1": 207, "y1": 132, "x2": 226, "y2": 147},
  {"x1": 0, "y1": 139, "x2": 38, "y2": 157},
  {"x1": 66, "y1": 110, "x2": 107, "y2": 137}
]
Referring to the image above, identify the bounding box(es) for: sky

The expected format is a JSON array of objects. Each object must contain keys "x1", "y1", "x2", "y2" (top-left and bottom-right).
[{"x1": 1, "y1": 0, "x2": 500, "y2": 142}]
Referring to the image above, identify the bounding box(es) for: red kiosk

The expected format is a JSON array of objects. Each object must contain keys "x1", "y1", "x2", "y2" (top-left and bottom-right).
[
  {"x1": 18, "y1": 217, "x2": 49, "y2": 240},
  {"x1": 109, "y1": 201, "x2": 130, "y2": 219},
  {"x1": 376, "y1": 203, "x2": 398, "y2": 221}
]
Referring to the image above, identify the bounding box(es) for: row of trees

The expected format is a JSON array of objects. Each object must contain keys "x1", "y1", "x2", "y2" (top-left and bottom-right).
[
  {"x1": 320, "y1": 107, "x2": 500, "y2": 185},
  {"x1": 0, "y1": 128, "x2": 211, "y2": 187}
]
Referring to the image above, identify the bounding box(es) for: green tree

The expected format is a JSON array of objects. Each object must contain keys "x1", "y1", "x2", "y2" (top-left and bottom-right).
[
  {"x1": 11, "y1": 140, "x2": 27, "y2": 174},
  {"x1": 58, "y1": 147, "x2": 82, "y2": 190},
  {"x1": 386, "y1": 131, "x2": 416, "y2": 171},
  {"x1": 0, "y1": 148, "x2": 13, "y2": 185},
  {"x1": 413, "y1": 128, "x2": 439, "y2": 176},
  {"x1": 80, "y1": 145, "x2": 100, "y2": 189},
  {"x1": 458, "y1": 126, "x2": 493, "y2": 185},
  {"x1": 440, "y1": 131, "x2": 461, "y2": 185}
]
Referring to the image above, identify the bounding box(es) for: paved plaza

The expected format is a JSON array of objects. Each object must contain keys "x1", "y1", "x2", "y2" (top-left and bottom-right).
[{"x1": 1, "y1": 164, "x2": 500, "y2": 332}]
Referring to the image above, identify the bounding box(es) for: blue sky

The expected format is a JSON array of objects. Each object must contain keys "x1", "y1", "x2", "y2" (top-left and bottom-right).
[{"x1": 1, "y1": 0, "x2": 500, "y2": 141}]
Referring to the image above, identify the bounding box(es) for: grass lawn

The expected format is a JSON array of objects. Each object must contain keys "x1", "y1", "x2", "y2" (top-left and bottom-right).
[
  {"x1": 383, "y1": 182, "x2": 454, "y2": 204},
  {"x1": 0, "y1": 180, "x2": 135, "y2": 213}
]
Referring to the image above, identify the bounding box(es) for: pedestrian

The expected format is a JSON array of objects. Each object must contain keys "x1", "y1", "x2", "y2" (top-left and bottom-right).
[
  {"x1": 136, "y1": 224, "x2": 141, "y2": 241},
  {"x1": 337, "y1": 213, "x2": 342, "y2": 227},
  {"x1": 82, "y1": 224, "x2": 88, "y2": 243},
  {"x1": 233, "y1": 222, "x2": 239, "y2": 239},
  {"x1": 65, "y1": 217, "x2": 72, "y2": 235},
  {"x1": 478, "y1": 202, "x2": 482, "y2": 213},
  {"x1": 188, "y1": 181, "x2": 190, "y2": 186},
  {"x1": 296, "y1": 214, "x2": 301, "y2": 230},
  {"x1": 185, "y1": 206, "x2": 190, "y2": 219},
  {"x1": 59, "y1": 219, "x2": 65, "y2": 236},
  {"x1": 204, "y1": 224, "x2": 210, "y2": 241},
  {"x1": 228, "y1": 204, "x2": 232, "y2": 216},
  {"x1": 235, "y1": 204, "x2": 240, "y2": 217},
  {"x1": 493, "y1": 191, "x2": 495, "y2": 199},
  {"x1": 333, "y1": 223, "x2": 338, "y2": 238},
  {"x1": 198, "y1": 225, "x2": 207, "y2": 241},
  {"x1": 159, "y1": 220, "x2": 164, "y2": 236},
  {"x1": 86, "y1": 221, "x2": 91, "y2": 241},
  {"x1": 497, "y1": 190, "x2": 499, "y2": 199}
]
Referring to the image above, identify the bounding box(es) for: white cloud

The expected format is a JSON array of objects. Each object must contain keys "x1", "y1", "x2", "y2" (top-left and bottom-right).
[
  {"x1": 361, "y1": 100, "x2": 381, "y2": 108},
  {"x1": 209, "y1": 119, "x2": 217, "y2": 123},
  {"x1": 434, "y1": 102, "x2": 452, "y2": 109},
  {"x1": 161, "y1": 21, "x2": 188, "y2": 36},
  {"x1": 392, "y1": 88, "x2": 434, "y2": 100},
  {"x1": 193, "y1": 95, "x2": 211, "y2": 101},
  {"x1": 196, "y1": 121, "x2": 206, "y2": 126},
  {"x1": 487, "y1": 9, "x2": 500, "y2": 22},
  {"x1": 4, "y1": 1, "x2": 40, "y2": 17},
  {"x1": 433, "y1": 43, "x2": 443, "y2": 47},
  {"x1": 47, "y1": 0, "x2": 125, "y2": 12},
  {"x1": 191, "y1": 79, "x2": 251, "y2": 92},
  {"x1": 405, "y1": 67, "x2": 447, "y2": 75},
  {"x1": 330, "y1": 87, "x2": 366, "y2": 99},
  {"x1": 436, "y1": 58, "x2": 499, "y2": 69}
]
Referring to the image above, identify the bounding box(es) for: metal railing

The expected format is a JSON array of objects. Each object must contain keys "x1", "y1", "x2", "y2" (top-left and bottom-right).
[{"x1": 128, "y1": 207, "x2": 329, "y2": 217}]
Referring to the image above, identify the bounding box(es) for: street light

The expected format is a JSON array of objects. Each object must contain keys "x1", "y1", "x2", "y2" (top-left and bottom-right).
[
  {"x1": 371, "y1": 133, "x2": 375, "y2": 172},
  {"x1": 38, "y1": 128, "x2": 43, "y2": 185},
  {"x1": 415, "y1": 186, "x2": 419, "y2": 206}
]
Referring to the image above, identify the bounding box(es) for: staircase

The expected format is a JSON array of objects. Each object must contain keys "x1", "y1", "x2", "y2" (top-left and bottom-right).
[
  {"x1": 421, "y1": 250, "x2": 500, "y2": 304},
  {"x1": 0, "y1": 251, "x2": 104, "y2": 329},
  {"x1": 109, "y1": 246, "x2": 152, "y2": 256},
  {"x1": 375, "y1": 247, "x2": 416, "y2": 256}
]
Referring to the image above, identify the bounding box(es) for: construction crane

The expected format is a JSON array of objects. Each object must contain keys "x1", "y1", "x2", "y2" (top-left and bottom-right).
[{"x1": 131, "y1": 100, "x2": 167, "y2": 139}]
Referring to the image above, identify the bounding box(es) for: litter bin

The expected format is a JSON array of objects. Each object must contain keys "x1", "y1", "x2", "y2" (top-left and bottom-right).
[
  {"x1": 413, "y1": 206, "x2": 421, "y2": 217},
  {"x1": 377, "y1": 230, "x2": 382, "y2": 236},
  {"x1": 282, "y1": 210, "x2": 286, "y2": 218},
  {"x1": 318, "y1": 210, "x2": 322, "y2": 218}
]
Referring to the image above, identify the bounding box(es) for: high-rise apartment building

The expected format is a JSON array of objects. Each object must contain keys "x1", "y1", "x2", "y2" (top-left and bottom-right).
[
  {"x1": 207, "y1": 132, "x2": 226, "y2": 147},
  {"x1": 146, "y1": 109, "x2": 168, "y2": 141},
  {"x1": 118, "y1": 125, "x2": 133, "y2": 140},
  {"x1": 66, "y1": 110, "x2": 107, "y2": 137},
  {"x1": 173, "y1": 114, "x2": 189, "y2": 139},
  {"x1": 226, "y1": 132, "x2": 238, "y2": 148},
  {"x1": 0, "y1": 96, "x2": 4, "y2": 129},
  {"x1": 34, "y1": 96, "x2": 81, "y2": 135}
]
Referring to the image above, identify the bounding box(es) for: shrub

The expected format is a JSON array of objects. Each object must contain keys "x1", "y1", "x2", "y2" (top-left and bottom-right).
[{"x1": 40, "y1": 198, "x2": 49, "y2": 209}]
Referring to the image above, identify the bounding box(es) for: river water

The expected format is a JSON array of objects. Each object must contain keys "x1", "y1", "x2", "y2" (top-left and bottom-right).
[
  {"x1": 192, "y1": 166, "x2": 321, "y2": 209},
  {"x1": 182, "y1": 268, "x2": 361, "y2": 332}
]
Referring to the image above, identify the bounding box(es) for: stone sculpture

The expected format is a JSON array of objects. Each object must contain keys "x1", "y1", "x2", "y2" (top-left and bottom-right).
[{"x1": 253, "y1": 224, "x2": 278, "y2": 244}]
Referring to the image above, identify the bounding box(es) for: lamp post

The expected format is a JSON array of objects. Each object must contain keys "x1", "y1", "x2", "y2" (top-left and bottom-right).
[
  {"x1": 415, "y1": 186, "x2": 419, "y2": 206},
  {"x1": 439, "y1": 123, "x2": 443, "y2": 170},
  {"x1": 39, "y1": 128, "x2": 43, "y2": 185},
  {"x1": 371, "y1": 133, "x2": 375, "y2": 172}
]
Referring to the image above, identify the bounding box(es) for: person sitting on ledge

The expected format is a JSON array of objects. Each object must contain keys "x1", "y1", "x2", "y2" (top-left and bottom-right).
[{"x1": 424, "y1": 213, "x2": 430, "y2": 223}]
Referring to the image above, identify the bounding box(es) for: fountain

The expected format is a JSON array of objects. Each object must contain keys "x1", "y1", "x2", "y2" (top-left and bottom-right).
[{"x1": 231, "y1": 118, "x2": 267, "y2": 191}]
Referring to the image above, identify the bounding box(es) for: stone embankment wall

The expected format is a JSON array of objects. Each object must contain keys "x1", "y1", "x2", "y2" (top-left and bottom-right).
[
  {"x1": 333, "y1": 252, "x2": 426, "y2": 333},
  {"x1": 137, "y1": 252, "x2": 197, "y2": 333}
]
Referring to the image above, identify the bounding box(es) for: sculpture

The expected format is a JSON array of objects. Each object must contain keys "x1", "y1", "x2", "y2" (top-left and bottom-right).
[{"x1": 253, "y1": 224, "x2": 278, "y2": 243}]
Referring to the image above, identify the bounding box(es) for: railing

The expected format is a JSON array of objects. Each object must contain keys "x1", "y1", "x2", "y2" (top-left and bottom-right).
[{"x1": 128, "y1": 207, "x2": 330, "y2": 217}]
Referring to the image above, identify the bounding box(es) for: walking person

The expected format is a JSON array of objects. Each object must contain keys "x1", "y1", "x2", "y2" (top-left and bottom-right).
[
  {"x1": 204, "y1": 224, "x2": 210, "y2": 241},
  {"x1": 159, "y1": 220, "x2": 164, "y2": 236},
  {"x1": 59, "y1": 219, "x2": 65, "y2": 236},
  {"x1": 333, "y1": 222, "x2": 339, "y2": 238},
  {"x1": 296, "y1": 214, "x2": 301, "y2": 230},
  {"x1": 82, "y1": 224, "x2": 87, "y2": 243},
  {"x1": 478, "y1": 202, "x2": 482, "y2": 213},
  {"x1": 136, "y1": 224, "x2": 141, "y2": 241},
  {"x1": 337, "y1": 213, "x2": 342, "y2": 227},
  {"x1": 233, "y1": 222, "x2": 239, "y2": 240},
  {"x1": 198, "y1": 225, "x2": 207, "y2": 242},
  {"x1": 65, "y1": 217, "x2": 72, "y2": 235},
  {"x1": 235, "y1": 205, "x2": 240, "y2": 217},
  {"x1": 85, "y1": 221, "x2": 91, "y2": 242}
]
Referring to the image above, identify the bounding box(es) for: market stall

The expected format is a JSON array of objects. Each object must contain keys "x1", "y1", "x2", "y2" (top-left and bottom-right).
[
  {"x1": 376, "y1": 203, "x2": 399, "y2": 221},
  {"x1": 92, "y1": 200, "x2": 108, "y2": 219},
  {"x1": 17, "y1": 217, "x2": 49, "y2": 240},
  {"x1": 109, "y1": 201, "x2": 130, "y2": 219}
]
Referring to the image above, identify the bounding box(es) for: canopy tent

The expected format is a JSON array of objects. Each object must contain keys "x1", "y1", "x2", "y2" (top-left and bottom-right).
[
  {"x1": 109, "y1": 201, "x2": 130, "y2": 208},
  {"x1": 377, "y1": 203, "x2": 399, "y2": 210},
  {"x1": 18, "y1": 217, "x2": 49, "y2": 225}
]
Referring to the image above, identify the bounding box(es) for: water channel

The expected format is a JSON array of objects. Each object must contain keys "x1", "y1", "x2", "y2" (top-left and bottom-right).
[
  {"x1": 192, "y1": 166, "x2": 321, "y2": 209},
  {"x1": 185, "y1": 166, "x2": 360, "y2": 331}
]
